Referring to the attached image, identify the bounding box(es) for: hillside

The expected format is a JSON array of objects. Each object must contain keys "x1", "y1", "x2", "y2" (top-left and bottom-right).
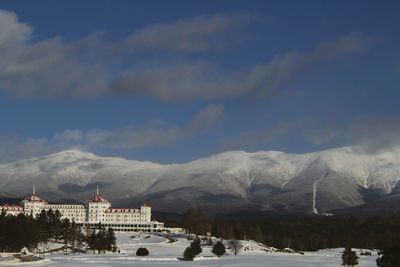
[{"x1": 1, "y1": 147, "x2": 400, "y2": 215}]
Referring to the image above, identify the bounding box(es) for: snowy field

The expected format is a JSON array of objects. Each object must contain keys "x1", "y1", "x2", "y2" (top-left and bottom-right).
[{"x1": 0, "y1": 232, "x2": 378, "y2": 266}]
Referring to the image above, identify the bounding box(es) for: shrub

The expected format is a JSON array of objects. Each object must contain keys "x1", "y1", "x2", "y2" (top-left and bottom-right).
[
  {"x1": 183, "y1": 246, "x2": 195, "y2": 261},
  {"x1": 190, "y1": 238, "x2": 202, "y2": 256},
  {"x1": 136, "y1": 247, "x2": 149, "y2": 256},
  {"x1": 212, "y1": 241, "x2": 226, "y2": 257},
  {"x1": 342, "y1": 247, "x2": 358, "y2": 267}
]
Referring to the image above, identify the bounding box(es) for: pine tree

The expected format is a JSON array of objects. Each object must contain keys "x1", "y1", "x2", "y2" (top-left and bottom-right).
[
  {"x1": 342, "y1": 247, "x2": 359, "y2": 267},
  {"x1": 183, "y1": 246, "x2": 195, "y2": 261},
  {"x1": 212, "y1": 241, "x2": 226, "y2": 257},
  {"x1": 96, "y1": 225, "x2": 107, "y2": 253},
  {"x1": 106, "y1": 228, "x2": 116, "y2": 252},
  {"x1": 190, "y1": 238, "x2": 202, "y2": 256},
  {"x1": 61, "y1": 218, "x2": 71, "y2": 246},
  {"x1": 87, "y1": 232, "x2": 97, "y2": 253}
]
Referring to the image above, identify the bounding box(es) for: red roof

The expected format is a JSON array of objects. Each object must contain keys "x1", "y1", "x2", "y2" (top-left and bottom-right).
[
  {"x1": 86, "y1": 194, "x2": 110, "y2": 204},
  {"x1": 141, "y1": 203, "x2": 151, "y2": 207},
  {"x1": 23, "y1": 194, "x2": 47, "y2": 203}
]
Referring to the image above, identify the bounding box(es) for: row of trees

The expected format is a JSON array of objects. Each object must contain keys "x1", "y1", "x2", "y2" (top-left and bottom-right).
[
  {"x1": 86, "y1": 225, "x2": 116, "y2": 253},
  {"x1": 0, "y1": 209, "x2": 80, "y2": 251},
  {"x1": 183, "y1": 238, "x2": 243, "y2": 261},
  {"x1": 209, "y1": 216, "x2": 400, "y2": 251},
  {"x1": 0, "y1": 209, "x2": 115, "y2": 253},
  {"x1": 0, "y1": 211, "x2": 39, "y2": 251},
  {"x1": 180, "y1": 207, "x2": 400, "y2": 266}
]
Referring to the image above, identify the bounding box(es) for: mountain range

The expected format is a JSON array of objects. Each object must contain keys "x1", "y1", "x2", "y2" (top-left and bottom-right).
[{"x1": 1, "y1": 147, "x2": 400, "y2": 216}]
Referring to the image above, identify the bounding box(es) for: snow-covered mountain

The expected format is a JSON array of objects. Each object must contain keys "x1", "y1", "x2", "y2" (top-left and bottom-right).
[{"x1": 1, "y1": 147, "x2": 400, "y2": 215}]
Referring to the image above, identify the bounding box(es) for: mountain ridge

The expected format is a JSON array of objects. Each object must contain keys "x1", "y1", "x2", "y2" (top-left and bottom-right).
[{"x1": 1, "y1": 147, "x2": 400, "y2": 215}]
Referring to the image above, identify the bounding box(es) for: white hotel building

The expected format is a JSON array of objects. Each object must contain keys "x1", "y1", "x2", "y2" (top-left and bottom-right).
[{"x1": 0, "y1": 186, "x2": 164, "y2": 232}]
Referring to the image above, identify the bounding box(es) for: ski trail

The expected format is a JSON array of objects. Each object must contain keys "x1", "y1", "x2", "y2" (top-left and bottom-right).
[
  {"x1": 313, "y1": 164, "x2": 329, "y2": 215},
  {"x1": 312, "y1": 177, "x2": 325, "y2": 215},
  {"x1": 246, "y1": 169, "x2": 256, "y2": 196},
  {"x1": 313, "y1": 180, "x2": 319, "y2": 214}
]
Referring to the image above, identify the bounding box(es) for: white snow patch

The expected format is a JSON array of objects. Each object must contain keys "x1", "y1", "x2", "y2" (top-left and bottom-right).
[{"x1": 0, "y1": 233, "x2": 379, "y2": 267}]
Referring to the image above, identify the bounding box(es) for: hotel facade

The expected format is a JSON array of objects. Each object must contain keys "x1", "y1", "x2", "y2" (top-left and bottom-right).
[{"x1": 0, "y1": 186, "x2": 164, "y2": 232}]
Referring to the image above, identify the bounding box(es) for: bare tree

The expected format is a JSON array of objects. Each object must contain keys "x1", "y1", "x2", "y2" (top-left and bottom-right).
[{"x1": 228, "y1": 239, "x2": 243, "y2": 256}]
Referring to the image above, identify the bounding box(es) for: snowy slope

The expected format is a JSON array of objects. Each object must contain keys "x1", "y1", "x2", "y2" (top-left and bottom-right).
[
  {"x1": 0, "y1": 232, "x2": 379, "y2": 266},
  {"x1": 1, "y1": 147, "x2": 400, "y2": 214}
]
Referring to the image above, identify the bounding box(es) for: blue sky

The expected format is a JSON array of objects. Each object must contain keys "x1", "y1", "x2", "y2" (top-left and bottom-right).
[{"x1": 0, "y1": 0, "x2": 399, "y2": 163}]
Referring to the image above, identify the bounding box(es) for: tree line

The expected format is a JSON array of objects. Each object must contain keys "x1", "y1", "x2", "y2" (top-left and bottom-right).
[
  {"x1": 0, "y1": 209, "x2": 115, "y2": 253},
  {"x1": 180, "y1": 207, "x2": 400, "y2": 252},
  {"x1": 210, "y1": 216, "x2": 400, "y2": 251}
]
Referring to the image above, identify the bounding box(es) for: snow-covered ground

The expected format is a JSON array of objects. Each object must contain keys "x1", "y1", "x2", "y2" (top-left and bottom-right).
[{"x1": 0, "y1": 232, "x2": 378, "y2": 266}]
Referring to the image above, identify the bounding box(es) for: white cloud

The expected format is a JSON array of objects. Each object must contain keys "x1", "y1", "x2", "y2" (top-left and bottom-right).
[
  {"x1": 0, "y1": 10, "x2": 31, "y2": 47},
  {"x1": 0, "y1": 10, "x2": 258, "y2": 101},
  {"x1": 0, "y1": 9, "x2": 368, "y2": 102},
  {"x1": 54, "y1": 129, "x2": 83, "y2": 142},
  {"x1": 0, "y1": 104, "x2": 224, "y2": 163},
  {"x1": 110, "y1": 33, "x2": 369, "y2": 102},
  {"x1": 302, "y1": 115, "x2": 400, "y2": 153},
  {"x1": 110, "y1": 61, "x2": 245, "y2": 101},
  {"x1": 186, "y1": 104, "x2": 224, "y2": 134},
  {"x1": 214, "y1": 121, "x2": 299, "y2": 151},
  {"x1": 87, "y1": 126, "x2": 181, "y2": 149},
  {"x1": 116, "y1": 14, "x2": 256, "y2": 53}
]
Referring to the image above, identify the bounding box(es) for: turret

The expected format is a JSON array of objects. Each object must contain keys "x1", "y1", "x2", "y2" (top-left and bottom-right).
[
  {"x1": 140, "y1": 203, "x2": 151, "y2": 223},
  {"x1": 21, "y1": 185, "x2": 47, "y2": 217},
  {"x1": 84, "y1": 185, "x2": 111, "y2": 223}
]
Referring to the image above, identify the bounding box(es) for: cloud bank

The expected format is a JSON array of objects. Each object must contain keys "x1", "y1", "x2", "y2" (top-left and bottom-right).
[
  {"x1": 0, "y1": 104, "x2": 224, "y2": 163},
  {"x1": 303, "y1": 115, "x2": 400, "y2": 153},
  {"x1": 0, "y1": 9, "x2": 368, "y2": 102}
]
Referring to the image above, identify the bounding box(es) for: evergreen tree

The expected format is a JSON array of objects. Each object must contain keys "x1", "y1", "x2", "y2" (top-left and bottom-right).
[
  {"x1": 212, "y1": 241, "x2": 226, "y2": 257},
  {"x1": 61, "y1": 218, "x2": 71, "y2": 246},
  {"x1": 85, "y1": 225, "x2": 116, "y2": 254},
  {"x1": 183, "y1": 246, "x2": 195, "y2": 261},
  {"x1": 96, "y1": 225, "x2": 107, "y2": 253},
  {"x1": 69, "y1": 221, "x2": 81, "y2": 248},
  {"x1": 376, "y1": 246, "x2": 400, "y2": 267},
  {"x1": 106, "y1": 228, "x2": 116, "y2": 252},
  {"x1": 36, "y1": 210, "x2": 49, "y2": 241},
  {"x1": 342, "y1": 247, "x2": 359, "y2": 267},
  {"x1": 46, "y1": 209, "x2": 62, "y2": 240},
  {"x1": 87, "y1": 232, "x2": 97, "y2": 253},
  {"x1": 190, "y1": 238, "x2": 202, "y2": 256}
]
